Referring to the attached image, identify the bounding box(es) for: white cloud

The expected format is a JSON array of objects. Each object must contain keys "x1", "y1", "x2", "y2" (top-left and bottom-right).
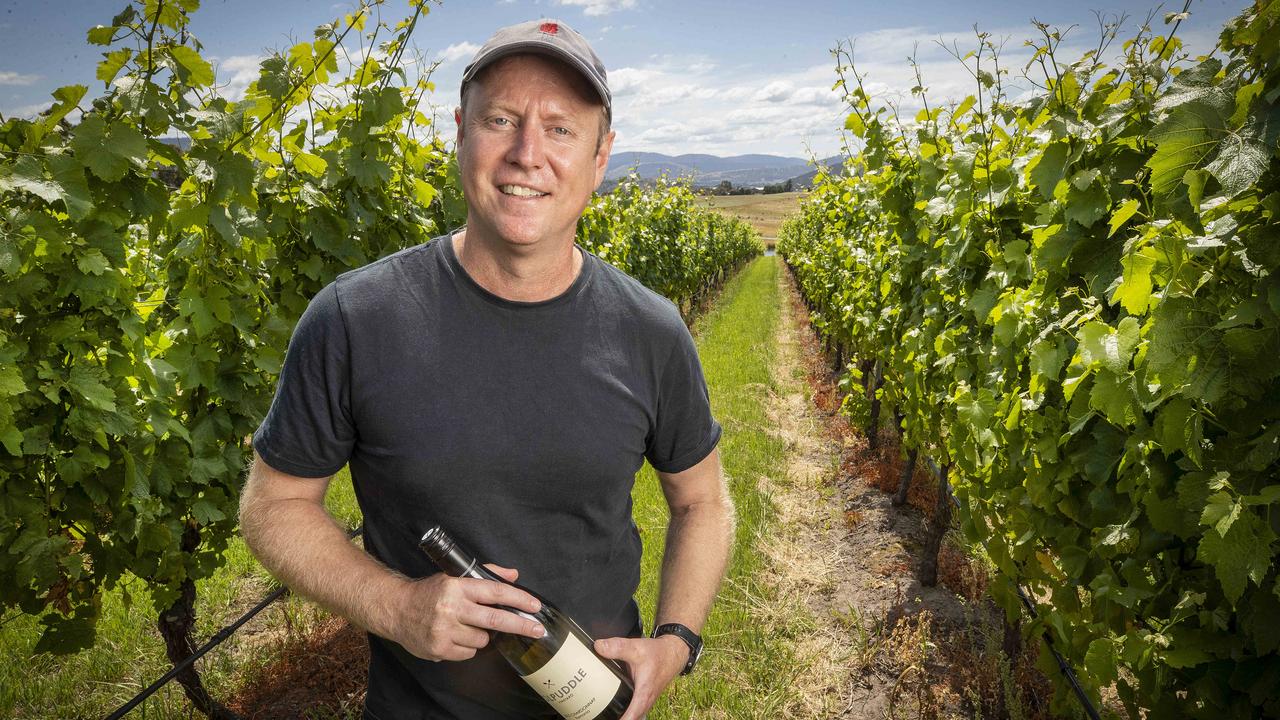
[
  {"x1": 0, "y1": 71, "x2": 40, "y2": 86},
  {"x1": 601, "y1": 56, "x2": 845, "y2": 157},
  {"x1": 1, "y1": 101, "x2": 56, "y2": 119},
  {"x1": 210, "y1": 54, "x2": 267, "y2": 102},
  {"x1": 437, "y1": 42, "x2": 481, "y2": 66},
  {"x1": 555, "y1": 0, "x2": 637, "y2": 17}
]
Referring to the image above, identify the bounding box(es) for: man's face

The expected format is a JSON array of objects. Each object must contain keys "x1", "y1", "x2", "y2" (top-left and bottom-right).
[{"x1": 456, "y1": 54, "x2": 615, "y2": 251}]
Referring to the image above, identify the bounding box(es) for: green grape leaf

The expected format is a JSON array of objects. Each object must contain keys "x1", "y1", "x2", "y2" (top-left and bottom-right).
[
  {"x1": 1200, "y1": 492, "x2": 1242, "y2": 536},
  {"x1": 1085, "y1": 638, "x2": 1119, "y2": 686},
  {"x1": 168, "y1": 45, "x2": 214, "y2": 87},
  {"x1": 1078, "y1": 318, "x2": 1139, "y2": 374},
  {"x1": 844, "y1": 112, "x2": 865, "y2": 138},
  {"x1": 1163, "y1": 643, "x2": 1212, "y2": 669},
  {"x1": 364, "y1": 86, "x2": 405, "y2": 127},
  {"x1": 294, "y1": 151, "x2": 328, "y2": 177},
  {"x1": 0, "y1": 156, "x2": 61, "y2": 204},
  {"x1": 191, "y1": 497, "x2": 227, "y2": 524},
  {"x1": 46, "y1": 154, "x2": 94, "y2": 221},
  {"x1": 0, "y1": 365, "x2": 24, "y2": 397},
  {"x1": 1108, "y1": 198, "x2": 1141, "y2": 238},
  {"x1": 1154, "y1": 58, "x2": 1231, "y2": 115},
  {"x1": 1149, "y1": 90, "x2": 1280, "y2": 202},
  {"x1": 87, "y1": 25, "x2": 116, "y2": 45},
  {"x1": 1063, "y1": 180, "x2": 1110, "y2": 228},
  {"x1": 1112, "y1": 249, "x2": 1157, "y2": 314},
  {"x1": 97, "y1": 48, "x2": 133, "y2": 85},
  {"x1": 67, "y1": 365, "x2": 117, "y2": 412},
  {"x1": 1027, "y1": 139, "x2": 1070, "y2": 201},
  {"x1": 208, "y1": 206, "x2": 240, "y2": 246},
  {"x1": 346, "y1": 146, "x2": 392, "y2": 189},
  {"x1": 34, "y1": 611, "x2": 97, "y2": 654},
  {"x1": 1090, "y1": 370, "x2": 1139, "y2": 426},
  {"x1": 70, "y1": 116, "x2": 148, "y2": 182},
  {"x1": 1198, "y1": 511, "x2": 1277, "y2": 606},
  {"x1": 76, "y1": 249, "x2": 111, "y2": 276},
  {"x1": 1154, "y1": 398, "x2": 1202, "y2": 464}
]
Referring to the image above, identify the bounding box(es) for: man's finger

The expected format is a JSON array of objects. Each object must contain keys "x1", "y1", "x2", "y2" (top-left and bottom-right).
[
  {"x1": 461, "y1": 577, "x2": 541, "y2": 614},
  {"x1": 459, "y1": 600, "x2": 545, "y2": 638},
  {"x1": 451, "y1": 624, "x2": 493, "y2": 650},
  {"x1": 593, "y1": 637, "x2": 637, "y2": 662},
  {"x1": 482, "y1": 563, "x2": 519, "y2": 583}
]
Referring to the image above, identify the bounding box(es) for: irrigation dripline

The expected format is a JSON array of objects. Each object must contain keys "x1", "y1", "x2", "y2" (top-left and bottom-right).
[
  {"x1": 103, "y1": 525, "x2": 364, "y2": 720},
  {"x1": 920, "y1": 456, "x2": 1103, "y2": 720}
]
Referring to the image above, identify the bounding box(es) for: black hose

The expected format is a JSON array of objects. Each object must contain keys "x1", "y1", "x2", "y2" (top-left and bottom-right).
[{"x1": 103, "y1": 525, "x2": 363, "y2": 720}]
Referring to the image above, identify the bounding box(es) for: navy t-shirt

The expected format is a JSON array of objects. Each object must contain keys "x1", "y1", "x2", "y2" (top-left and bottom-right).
[{"x1": 251, "y1": 234, "x2": 721, "y2": 719}]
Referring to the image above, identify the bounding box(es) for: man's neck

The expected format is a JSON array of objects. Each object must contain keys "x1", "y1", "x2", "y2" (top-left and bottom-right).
[{"x1": 451, "y1": 229, "x2": 583, "y2": 303}]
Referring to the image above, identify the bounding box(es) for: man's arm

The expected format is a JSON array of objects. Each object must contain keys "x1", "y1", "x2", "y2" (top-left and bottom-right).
[
  {"x1": 594, "y1": 447, "x2": 735, "y2": 720},
  {"x1": 239, "y1": 453, "x2": 545, "y2": 661}
]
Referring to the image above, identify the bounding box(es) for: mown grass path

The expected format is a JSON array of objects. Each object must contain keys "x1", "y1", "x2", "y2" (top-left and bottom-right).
[
  {"x1": 633, "y1": 254, "x2": 802, "y2": 718},
  {"x1": 4, "y1": 255, "x2": 842, "y2": 719}
]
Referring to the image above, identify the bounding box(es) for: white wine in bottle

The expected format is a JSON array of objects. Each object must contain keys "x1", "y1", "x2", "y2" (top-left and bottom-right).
[{"x1": 419, "y1": 526, "x2": 634, "y2": 720}]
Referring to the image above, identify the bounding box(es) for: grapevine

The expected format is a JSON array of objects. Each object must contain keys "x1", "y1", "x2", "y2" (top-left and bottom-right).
[
  {"x1": 780, "y1": 2, "x2": 1280, "y2": 717},
  {"x1": 0, "y1": 1, "x2": 759, "y2": 709}
]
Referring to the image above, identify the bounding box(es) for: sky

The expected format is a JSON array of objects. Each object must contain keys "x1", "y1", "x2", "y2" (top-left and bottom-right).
[{"x1": 0, "y1": 0, "x2": 1253, "y2": 160}]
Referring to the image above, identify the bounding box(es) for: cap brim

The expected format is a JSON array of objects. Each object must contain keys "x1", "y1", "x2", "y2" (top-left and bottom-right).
[{"x1": 462, "y1": 40, "x2": 610, "y2": 117}]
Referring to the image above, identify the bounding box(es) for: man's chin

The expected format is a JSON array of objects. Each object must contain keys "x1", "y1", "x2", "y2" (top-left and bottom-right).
[{"x1": 490, "y1": 224, "x2": 571, "y2": 250}]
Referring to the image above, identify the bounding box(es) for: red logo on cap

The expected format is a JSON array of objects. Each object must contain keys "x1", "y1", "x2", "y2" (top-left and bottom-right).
[{"x1": 539, "y1": 22, "x2": 559, "y2": 35}]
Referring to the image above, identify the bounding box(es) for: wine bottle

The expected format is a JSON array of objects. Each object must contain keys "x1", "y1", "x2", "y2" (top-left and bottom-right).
[{"x1": 419, "y1": 526, "x2": 634, "y2": 720}]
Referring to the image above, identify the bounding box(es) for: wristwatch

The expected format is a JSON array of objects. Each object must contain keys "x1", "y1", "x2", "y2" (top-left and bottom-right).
[{"x1": 652, "y1": 623, "x2": 704, "y2": 676}]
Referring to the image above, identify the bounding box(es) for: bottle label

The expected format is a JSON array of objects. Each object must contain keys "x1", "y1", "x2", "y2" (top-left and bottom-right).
[{"x1": 521, "y1": 633, "x2": 621, "y2": 720}]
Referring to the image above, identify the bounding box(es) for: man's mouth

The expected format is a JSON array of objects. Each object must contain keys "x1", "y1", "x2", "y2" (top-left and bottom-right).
[{"x1": 499, "y1": 184, "x2": 548, "y2": 197}]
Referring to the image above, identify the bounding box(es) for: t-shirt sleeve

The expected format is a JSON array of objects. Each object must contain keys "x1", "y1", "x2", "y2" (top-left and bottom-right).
[
  {"x1": 251, "y1": 282, "x2": 355, "y2": 478},
  {"x1": 645, "y1": 323, "x2": 722, "y2": 474}
]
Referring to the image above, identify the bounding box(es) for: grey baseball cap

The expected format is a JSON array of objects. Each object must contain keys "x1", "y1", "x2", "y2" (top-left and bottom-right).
[{"x1": 461, "y1": 19, "x2": 611, "y2": 120}]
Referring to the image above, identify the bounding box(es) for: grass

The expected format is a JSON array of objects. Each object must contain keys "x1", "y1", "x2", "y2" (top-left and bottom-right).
[
  {"x1": 0, "y1": 475, "x2": 362, "y2": 719},
  {"x1": 1, "y1": 255, "x2": 805, "y2": 719},
  {"x1": 636, "y1": 255, "x2": 808, "y2": 718},
  {"x1": 697, "y1": 192, "x2": 805, "y2": 244}
]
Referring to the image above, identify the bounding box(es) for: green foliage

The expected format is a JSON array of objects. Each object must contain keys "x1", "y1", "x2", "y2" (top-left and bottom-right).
[
  {"x1": 0, "y1": 0, "x2": 461, "y2": 654},
  {"x1": 580, "y1": 176, "x2": 763, "y2": 314},
  {"x1": 780, "y1": 2, "x2": 1280, "y2": 717},
  {"x1": 0, "y1": 0, "x2": 758, "y2": 661}
]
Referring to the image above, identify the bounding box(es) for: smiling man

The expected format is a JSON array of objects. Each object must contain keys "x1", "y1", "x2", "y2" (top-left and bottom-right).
[{"x1": 240, "y1": 19, "x2": 734, "y2": 720}]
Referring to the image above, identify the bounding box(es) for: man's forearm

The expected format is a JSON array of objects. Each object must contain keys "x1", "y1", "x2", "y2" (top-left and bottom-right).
[
  {"x1": 654, "y1": 494, "x2": 735, "y2": 631},
  {"x1": 239, "y1": 461, "x2": 409, "y2": 640}
]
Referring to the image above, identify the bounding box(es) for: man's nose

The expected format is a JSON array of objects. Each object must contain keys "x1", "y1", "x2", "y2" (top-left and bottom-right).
[{"x1": 506, "y1": 122, "x2": 545, "y2": 169}]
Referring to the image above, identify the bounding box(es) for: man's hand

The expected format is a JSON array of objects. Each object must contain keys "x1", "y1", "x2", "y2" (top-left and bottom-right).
[
  {"x1": 594, "y1": 634, "x2": 690, "y2": 720},
  {"x1": 390, "y1": 565, "x2": 546, "y2": 662}
]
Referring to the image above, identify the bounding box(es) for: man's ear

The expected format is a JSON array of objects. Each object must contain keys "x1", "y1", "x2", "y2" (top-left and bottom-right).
[{"x1": 593, "y1": 129, "x2": 616, "y2": 190}]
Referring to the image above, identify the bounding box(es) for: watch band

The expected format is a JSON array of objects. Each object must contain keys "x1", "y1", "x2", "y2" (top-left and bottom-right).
[{"x1": 651, "y1": 622, "x2": 703, "y2": 676}]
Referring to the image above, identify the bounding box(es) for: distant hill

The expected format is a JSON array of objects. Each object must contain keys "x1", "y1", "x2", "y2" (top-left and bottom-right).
[
  {"x1": 787, "y1": 154, "x2": 849, "y2": 188},
  {"x1": 607, "y1": 151, "x2": 830, "y2": 188}
]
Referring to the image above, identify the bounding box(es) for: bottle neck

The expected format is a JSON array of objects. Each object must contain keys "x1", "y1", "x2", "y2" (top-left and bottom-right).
[{"x1": 420, "y1": 527, "x2": 501, "y2": 582}]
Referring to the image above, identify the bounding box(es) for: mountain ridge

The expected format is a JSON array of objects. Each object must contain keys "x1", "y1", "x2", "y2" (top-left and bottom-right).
[{"x1": 606, "y1": 151, "x2": 837, "y2": 188}]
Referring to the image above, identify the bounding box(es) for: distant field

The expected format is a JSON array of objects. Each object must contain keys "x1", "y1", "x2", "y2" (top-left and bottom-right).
[{"x1": 698, "y1": 191, "x2": 805, "y2": 247}]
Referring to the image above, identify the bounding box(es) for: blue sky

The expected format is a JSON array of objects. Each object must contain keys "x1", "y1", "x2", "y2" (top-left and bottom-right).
[{"x1": 0, "y1": 0, "x2": 1251, "y2": 158}]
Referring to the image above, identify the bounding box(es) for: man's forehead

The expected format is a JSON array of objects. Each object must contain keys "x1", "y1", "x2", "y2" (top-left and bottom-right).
[{"x1": 467, "y1": 54, "x2": 603, "y2": 111}]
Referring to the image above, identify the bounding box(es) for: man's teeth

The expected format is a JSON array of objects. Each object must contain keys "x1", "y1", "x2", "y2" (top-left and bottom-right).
[{"x1": 500, "y1": 185, "x2": 547, "y2": 197}]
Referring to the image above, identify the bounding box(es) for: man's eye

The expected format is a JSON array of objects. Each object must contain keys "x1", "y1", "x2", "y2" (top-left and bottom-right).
[
  {"x1": 552, "y1": 127, "x2": 571, "y2": 136},
  {"x1": 490, "y1": 117, "x2": 511, "y2": 127}
]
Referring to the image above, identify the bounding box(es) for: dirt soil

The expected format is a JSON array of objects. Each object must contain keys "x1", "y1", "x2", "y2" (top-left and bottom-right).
[
  {"x1": 227, "y1": 612, "x2": 368, "y2": 719},
  {"x1": 765, "y1": 263, "x2": 1056, "y2": 720}
]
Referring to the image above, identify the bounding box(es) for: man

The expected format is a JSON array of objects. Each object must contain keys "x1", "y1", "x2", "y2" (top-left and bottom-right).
[{"x1": 239, "y1": 18, "x2": 734, "y2": 720}]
